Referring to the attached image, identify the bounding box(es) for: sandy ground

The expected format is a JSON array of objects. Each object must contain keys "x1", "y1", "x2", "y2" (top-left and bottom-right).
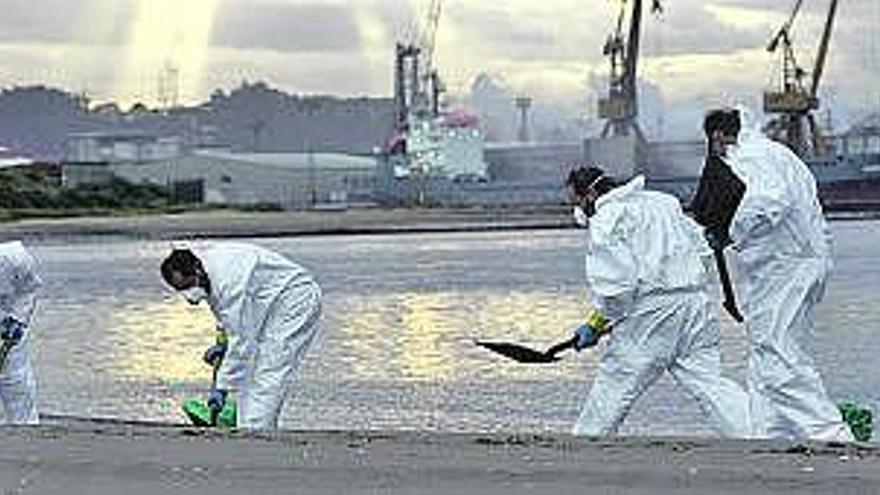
[{"x1": 1, "y1": 424, "x2": 879, "y2": 494}]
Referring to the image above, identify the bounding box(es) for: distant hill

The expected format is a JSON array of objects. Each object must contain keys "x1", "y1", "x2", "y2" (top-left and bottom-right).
[{"x1": 0, "y1": 82, "x2": 395, "y2": 161}]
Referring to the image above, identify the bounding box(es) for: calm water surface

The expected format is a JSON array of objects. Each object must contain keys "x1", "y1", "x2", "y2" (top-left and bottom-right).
[{"x1": 21, "y1": 220, "x2": 880, "y2": 435}]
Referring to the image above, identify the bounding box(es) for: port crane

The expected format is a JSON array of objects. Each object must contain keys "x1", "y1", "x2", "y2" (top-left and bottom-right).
[
  {"x1": 763, "y1": 0, "x2": 840, "y2": 157},
  {"x1": 598, "y1": 0, "x2": 663, "y2": 140}
]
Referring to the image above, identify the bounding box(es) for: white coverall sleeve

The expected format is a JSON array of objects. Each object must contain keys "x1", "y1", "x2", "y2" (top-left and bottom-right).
[
  {"x1": 727, "y1": 134, "x2": 793, "y2": 244},
  {"x1": 210, "y1": 250, "x2": 259, "y2": 391},
  {"x1": 730, "y1": 184, "x2": 790, "y2": 244},
  {"x1": 585, "y1": 222, "x2": 638, "y2": 322},
  {"x1": 215, "y1": 324, "x2": 248, "y2": 391},
  {"x1": 9, "y1": 253, "x2": 41, "y2": 325}
]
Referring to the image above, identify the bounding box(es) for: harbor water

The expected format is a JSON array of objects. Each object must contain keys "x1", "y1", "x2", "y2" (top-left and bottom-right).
[{"x1": 21, "y1": 220, "x2": 880, "y2": 435}]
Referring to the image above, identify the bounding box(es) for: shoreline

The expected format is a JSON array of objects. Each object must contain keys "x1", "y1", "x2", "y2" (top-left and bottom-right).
[
  {"x1": 0, "y1": 208, "x2": 570, "y2": 241},
  {"x1": 0, "y1": 208, "x2": 878, "y2": 242},
  {"x1": 2, "y1": 423, "x2": 879, "y2": 494}
]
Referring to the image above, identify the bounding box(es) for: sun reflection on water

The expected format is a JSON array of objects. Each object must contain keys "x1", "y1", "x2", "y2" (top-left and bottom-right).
[
  {"x1": 336, "y1": 289, "x2": 598, "y2": 383},
  {"x1": 108, "y1": 296, "x2": 216, "y2": 383}
]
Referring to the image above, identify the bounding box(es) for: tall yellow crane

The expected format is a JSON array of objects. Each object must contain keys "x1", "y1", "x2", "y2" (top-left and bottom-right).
[
  {"x1": 598, "y1": 0, "x2": 663, "y2": 140},
  {"x1": 764, "y1": 0, "x2": 840, "y2": 157}
]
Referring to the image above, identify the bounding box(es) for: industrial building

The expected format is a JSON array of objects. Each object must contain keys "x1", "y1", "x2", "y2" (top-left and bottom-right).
[
  {"x1": 376, "y1": 136, "x2": 665, "y2": 207},
  {"x1": 62, "y1": 132, "x2": 183, "y2": 187},
  {"x1": 484, "y1": 141, "x2": 582, "y2": 182},
  {"x1": 62, "y1": 132, "x2": 376, "y2": 209}
]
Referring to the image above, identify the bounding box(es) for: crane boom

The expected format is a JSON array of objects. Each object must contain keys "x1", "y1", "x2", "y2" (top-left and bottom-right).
[
  {"x1": 624, "y1": 0, "x2": 644, "y2": 98},
  {"x1": 768, "y1": 0, "x2": 804, "y2": 52},
  {"x1": 810, "y1": 0, "x2": 839, "y2": 98},
  {"x1": 624, "y1": 1, "x2": 663, "y2": 100},
  {"x1": 423, "y1": 0, "x2": 442, "y2": 76},
  {"x1": 418, "y1": 0, "x2": 443, "y2": 117}
]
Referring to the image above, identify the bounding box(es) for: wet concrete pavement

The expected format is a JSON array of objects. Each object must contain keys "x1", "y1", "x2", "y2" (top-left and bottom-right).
[{"x1": 2, "y1": 425, "x2": 879, "y2": 494}]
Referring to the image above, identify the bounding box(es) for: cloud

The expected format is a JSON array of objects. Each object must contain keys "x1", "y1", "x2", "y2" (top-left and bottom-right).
[
  {"x1": 201, "y1": 46, "x2": 386, "y2": 97},
  {"x1": 639, "y1": 2, "x2": 773, "y2": 57},
  {"x1": 0, "y1": 0, "x2": 875, "y2": 137},
  {"x1": 209, "y1": 1, "x2": 361, "y2": 53},
  {"x1": 445, "y1": 1, "x2": 595, "y2": 62},
  {"x1": 0, "y1": 0, "x2": 133, "y2": 45}
]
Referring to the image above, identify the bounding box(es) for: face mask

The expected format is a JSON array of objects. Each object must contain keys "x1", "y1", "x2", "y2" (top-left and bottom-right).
[
  {"x1": 180, "y1": 285, "x2": 208, "y2": 305},
  {"x1": 572, "y1": 206, "x2": 589, "y2": 228},
  {"x1": 723, "y1": 142, "x2": 738, "y2": 157},
  {"x1": 711, "y1": 134, "x2": 737, "y2": 157}
]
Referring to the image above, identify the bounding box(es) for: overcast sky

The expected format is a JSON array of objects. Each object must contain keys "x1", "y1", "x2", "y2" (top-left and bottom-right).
[{"x1": 0, "y1": 0, "x2": 876, "y2": 137}]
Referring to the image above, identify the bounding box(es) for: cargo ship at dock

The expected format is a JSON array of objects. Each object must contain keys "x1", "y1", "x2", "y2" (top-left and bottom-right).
[{"x1": 375, "y1": 0, "x2": 880, "y2": 211}]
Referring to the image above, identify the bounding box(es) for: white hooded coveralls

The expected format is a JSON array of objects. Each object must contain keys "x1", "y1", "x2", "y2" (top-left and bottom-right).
[
  {"x1": 725, "y1": 116, "x2": 852, "y2": 441},
  {"x1": 0, "y1": 241, "x2": 40, "y2": 424},
  {"x1": 572, "y1": 177, "x2": 750, "y2": 437},
  {"x1": 195, "y1": 242, "x2": 321, "y2": 430}
]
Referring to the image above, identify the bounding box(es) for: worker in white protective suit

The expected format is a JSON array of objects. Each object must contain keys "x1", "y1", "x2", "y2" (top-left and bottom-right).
[
  {"x1": 698, "y1": 108, "x2": 853, "y2": 441},
  {"x1": 0, "y1": 241, "x2": 41, "y2": 425},
  {"x1": 567, "y1": 166, "x2": 751, "y2": 437},
  {"x1": 161, "y1": 242, "x2": 322, "y2": 430}
]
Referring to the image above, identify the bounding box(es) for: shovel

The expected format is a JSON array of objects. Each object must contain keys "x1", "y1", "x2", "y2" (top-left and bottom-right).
[
  {"x1": 0, "y1": 340, "x2": 13, "y2": 373},
  {"x1": 714, "y1": 247, "x2": 744, "y2": 322},
  {"x1": 475, "y1": 335, "x2": 578, "y2": 364}
]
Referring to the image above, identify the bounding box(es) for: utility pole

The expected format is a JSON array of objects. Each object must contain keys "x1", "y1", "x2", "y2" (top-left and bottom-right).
[
  {"x1": 515, "y1": 96, "x2": 532, "y2": 142},
  {"x1": 157, "y1": 62, "x2": 180, "y2": 111},
  {"x1": 308, "y1": 147, "x2": 317, "y2": 208}
]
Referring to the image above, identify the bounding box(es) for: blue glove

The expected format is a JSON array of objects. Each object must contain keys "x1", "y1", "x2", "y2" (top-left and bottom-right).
[
  {"x1": 0, "y1": 316, "x2": 25, "y2": 344},
  {"x1": 206, "y1": 388, "x2": 228, "y2": 414},
  {"x1": 573, "y1": 323, "x2": 601, "y2": 351},
  {"x1": 202, "y1": 343, "x2": 227, "y2": 367}
]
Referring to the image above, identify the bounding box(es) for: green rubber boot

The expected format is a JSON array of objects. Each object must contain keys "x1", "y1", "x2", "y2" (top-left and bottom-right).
[
  {"x1": 838, "y1": 402, "x2": 873, "y2": 442},
  {"x1": 182, "y1": 397, "x2": 237, "y2": 429}
]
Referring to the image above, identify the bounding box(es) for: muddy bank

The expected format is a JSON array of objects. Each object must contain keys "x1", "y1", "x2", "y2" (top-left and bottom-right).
[
  {"x1": 0, "y1": 208, "x2": 570, "y2": 241},
  {"x1": 1, "y1": 424, "x2": 878, "y2": 494},
  {"x1": 0, "y1": 208, "x2": 876, "y2": 242}
]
